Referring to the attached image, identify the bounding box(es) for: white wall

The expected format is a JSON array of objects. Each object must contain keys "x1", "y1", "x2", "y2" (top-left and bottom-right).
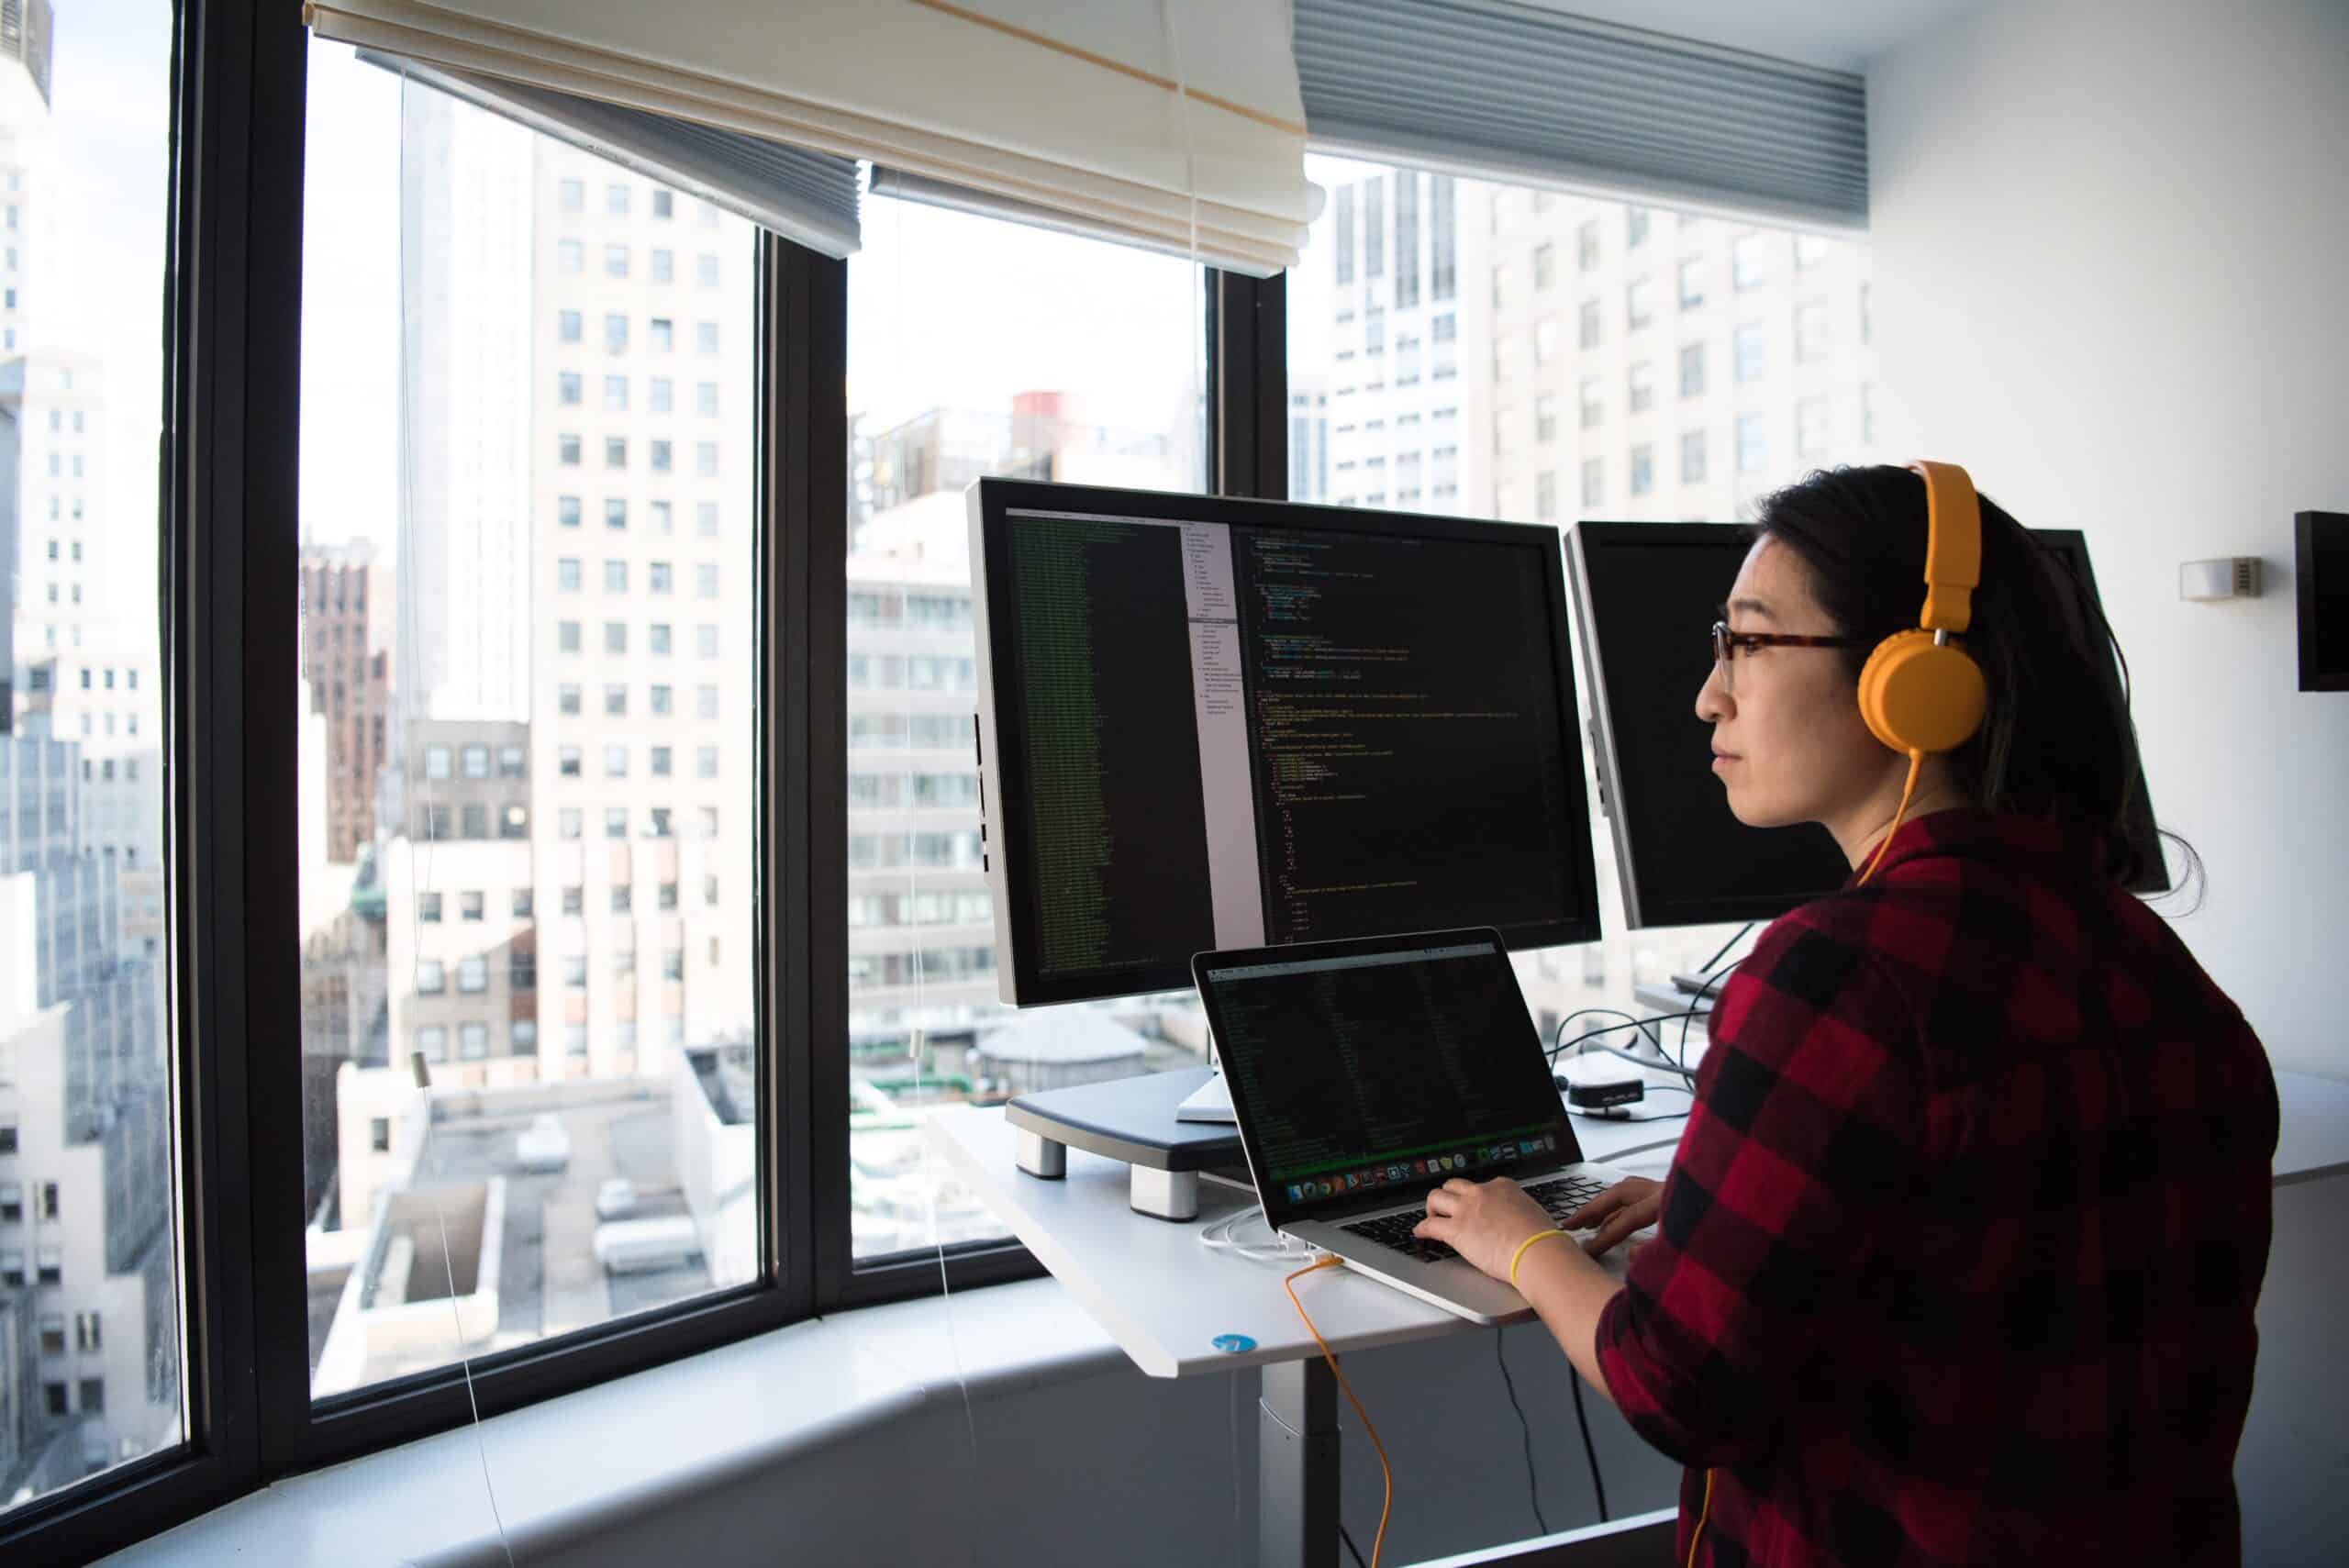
[{"x1": 1866, "y1": 0, "x2": 2349, "y2": 1077}]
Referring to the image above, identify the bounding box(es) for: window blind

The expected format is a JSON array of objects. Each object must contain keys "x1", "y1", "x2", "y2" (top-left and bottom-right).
[
  {"x1": 1293, "y1": 0, "x2": 1868, "y2": 231},
  {"x1": 306, "y1": 0, "x2": 1313, "y2": 274}
]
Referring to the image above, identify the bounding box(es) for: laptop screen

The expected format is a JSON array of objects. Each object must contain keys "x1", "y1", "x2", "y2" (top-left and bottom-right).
[{"x1": 1195, "y1": 930, "x2": 1579, "y2": 1227}]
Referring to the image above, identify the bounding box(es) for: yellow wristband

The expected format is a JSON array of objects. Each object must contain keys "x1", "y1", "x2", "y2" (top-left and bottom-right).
[{"x1": 1508, "y1": 1229, "x2": 1567, "y2": 1291}]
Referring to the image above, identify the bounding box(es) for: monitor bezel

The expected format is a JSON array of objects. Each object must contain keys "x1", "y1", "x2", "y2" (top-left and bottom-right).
[
  {"x1": 1189, "y1": 926, "x2": 1584, "y2": 1234},
  {"x1": 971, "y1": 477, "x2": 1603, "y2": 1006},
  {"x1": 2299, "y1": 511, "x2": 2349, "y2": 693},
  {"x1": 1565, "y1": 519, "x2": 2171, "y2": 930}
]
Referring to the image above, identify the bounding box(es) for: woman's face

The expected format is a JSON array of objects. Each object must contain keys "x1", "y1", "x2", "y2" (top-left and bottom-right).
[{"x1": 1694, "y1": 537, "x2": 1889, "y2": 829}]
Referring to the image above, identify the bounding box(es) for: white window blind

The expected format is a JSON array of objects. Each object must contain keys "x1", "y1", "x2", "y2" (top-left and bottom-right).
[
  {"x1": 361, "y1": 51, "x2": 863, "y2": 258},
  {"x1": 1293, "y1": 0, "x2": 1868, "y2": 232},
  {"x1": 306, "y1": 0, "x2": 1314, "y2": 274}
]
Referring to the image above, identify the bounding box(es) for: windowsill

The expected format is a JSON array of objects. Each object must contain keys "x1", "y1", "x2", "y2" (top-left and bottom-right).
[{"x1": 101, "y1": 1276, "x2": 1121, "y2": 1567}]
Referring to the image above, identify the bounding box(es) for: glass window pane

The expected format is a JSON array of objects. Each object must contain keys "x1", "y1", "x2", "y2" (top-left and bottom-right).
[
  {"x1": 297, "y1": 44, "x2": 761, "y2": 1401},
  {"x1": 0, "y1": 2, "x2": 184, "y2": 1514},
  {"x1": 1287, "y1": 155, "x2": 1875, "y2": 1033},
  {"x1": 843, "y1": 189, "x2": 1205, "y2": 1262}
]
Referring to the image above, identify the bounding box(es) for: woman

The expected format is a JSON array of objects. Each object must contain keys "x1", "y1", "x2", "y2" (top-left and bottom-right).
[{"x1": 1414, "y1": 464, "x2": 2277, "y2": 1565}]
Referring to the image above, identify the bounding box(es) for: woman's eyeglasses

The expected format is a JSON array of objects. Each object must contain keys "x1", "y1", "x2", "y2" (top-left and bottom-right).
[{"x1": 1710, "y1": 619, "x2": 1859, "y2": 693}]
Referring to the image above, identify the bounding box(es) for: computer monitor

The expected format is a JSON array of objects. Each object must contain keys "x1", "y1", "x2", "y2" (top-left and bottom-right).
[
  {"x1": 1564, "y1": 522, "x2": 2168, "y2": 929},
  {"x1": 971, "y1": 479, "x2": 1603, "y2": 1006}
]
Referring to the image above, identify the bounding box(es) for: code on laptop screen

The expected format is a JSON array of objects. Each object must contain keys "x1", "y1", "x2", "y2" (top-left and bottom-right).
[{"x1": 1208, "y1": 941, "x2": 1563, "y2": 1185}]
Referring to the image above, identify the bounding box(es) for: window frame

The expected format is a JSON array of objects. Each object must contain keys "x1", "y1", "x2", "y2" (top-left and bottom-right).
[{"x1": 1, "y1": 9, "x2": 1270, "y2": 1555}]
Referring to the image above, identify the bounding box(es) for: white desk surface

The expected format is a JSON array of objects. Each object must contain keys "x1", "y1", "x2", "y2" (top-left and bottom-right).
[
  {"x1": 922, "y1": 1101, "x2": 1678, "y2": 1381},
  {"x1": 926, "y1": 1063, "x2": 2349, "y2": 1383}
]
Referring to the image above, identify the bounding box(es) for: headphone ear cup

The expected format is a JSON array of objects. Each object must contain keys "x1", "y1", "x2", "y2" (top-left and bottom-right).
[{"x1": 1857, "y1": 629, "x2": 1987, "y2": 754}]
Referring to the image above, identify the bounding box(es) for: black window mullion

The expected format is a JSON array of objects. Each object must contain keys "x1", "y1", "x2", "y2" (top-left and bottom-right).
[{"x1": 764, "y1": 235, "x2": 835, "y2": 1317}]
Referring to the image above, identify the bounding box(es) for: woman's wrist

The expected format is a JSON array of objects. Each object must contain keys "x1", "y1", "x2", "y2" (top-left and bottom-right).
[{"x1": 1508, "y1": 1228, "x2": 1567, "y2": 1290}]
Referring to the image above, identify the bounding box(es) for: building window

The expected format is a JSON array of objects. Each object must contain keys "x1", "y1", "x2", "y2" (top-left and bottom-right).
[
  {"x1": 1679, "y1": 343, "x2": 1706, "y2": 399},
  {"x1": 460, "y1": 891, "x2": 484, "y2": 922},
  {"x1": 1626, "y1": 278, "x2": 1655, "y2": 330},
  {"x1": 1576, "y1": 218, "x2": 1599, "y2": 271},
  {"x1": 457, "y1": 958, "x2": 488, "y2": 994},
  {"x1": 1628, "y1": 361, "x2": 1655, "y2": 415},
  {"x1": 1677, "y1": 256, "x2": 1705, "y2": 309},
  {"x1": 1580, "y1": 458, "x2": 1604, "y2": 507},
  {"x1": 1734, "y1": 323, "x2": 1766, "y2": 384},
  {"x1": 1798, "y1": 395, "x2": 1832, "y2": 459},
  {"x1": 1732, "y1": 232, "x2": 1768, "y2": 290},
  {"x1": 1578, "y1": 378, "x2": 1603, "y2": 430},
  {"x1": 1631, "y1": 444, "x2": 1654, "y2": 496},
  {"x1": 1531, "y1": 242, "x2": 1555, "y2": 291},
  {"x1": 370, "y1": 1118, "x2": 391, "y2": 1153},
  {"x1": 416, "y1": 961, "x2": 445, "y2": 995},
  {"x1": 1681, "y1": 428, "x2": 1708, "y2": 484},
  {"x1": 1626, "y1": 206, "x2": 1651, "y2": 248},
  {"x1": 418, "y1": 893, "x2": 443, "y2": 923},
  {"x1": 1534, "y1": 394, "x2": 1560, "y2": 443},
  {"x1": 1737, "y1": 413, "x2": 1768, "y2": 473},
  {"x1": 1796, "y1": 300, "x2": 1831, "y2": 363},
  {"x1": 1577, "y1": 298, "x2": 1600, "y2": 350},
  {"x1": 1534, "y1": 471, "x2": 1558, "y2": 521}
]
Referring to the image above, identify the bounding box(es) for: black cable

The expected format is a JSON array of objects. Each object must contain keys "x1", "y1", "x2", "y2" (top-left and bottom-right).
[
  {"x1": 1696, "y1": 920, "x2": 1756, "y2": 977},
  {"x1": 1340, "y1": 1522, "x2": 1369, "y2": 1568},
  {"x1": 1552, "y1": 1011, "x2": 1700, "y2": 1089},
  {"x1": 1568, "y1": 1368, "x2": 1610, "y2": 1524},
  {"x1": 1496, "y1": 1329, "x2": 1551, "y2": 1537}
]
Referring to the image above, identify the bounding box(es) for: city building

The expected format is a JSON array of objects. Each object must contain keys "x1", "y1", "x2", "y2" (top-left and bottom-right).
[
  {"x1": 1476, "y1": 191, "x2": 1876, "y2": 526},
  {"x1": 300, "y1": 542, "x2": 395, "y2": 865},
  {"x1": 1315, "y1": 168, "x2": 1473, "y2": 513}
]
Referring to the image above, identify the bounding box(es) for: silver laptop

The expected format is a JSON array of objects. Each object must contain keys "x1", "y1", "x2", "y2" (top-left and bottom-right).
[{"x1": 1192, "y1": 928, "x2": 1632, "y2": 1326}]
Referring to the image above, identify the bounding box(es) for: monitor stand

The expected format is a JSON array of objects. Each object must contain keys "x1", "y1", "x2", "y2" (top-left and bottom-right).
[{"x1": 1174, "y1": 1069, "x2": 1234, "y2": 1123}]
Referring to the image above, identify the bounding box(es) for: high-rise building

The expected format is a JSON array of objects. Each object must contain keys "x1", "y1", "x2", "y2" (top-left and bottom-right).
[
  {"x1": 1287, "y1": 376, "x2": 1330, "y2": 504},
  {"x1": 300, "y1": 543, "x2": 394, "y2": 864},
  {"x1": 1477, "y1": 192, "x2": 1876, "y2": 526},
  {"x1": 1316, "y1": 169, "x2": 1474, "y2": 514}
]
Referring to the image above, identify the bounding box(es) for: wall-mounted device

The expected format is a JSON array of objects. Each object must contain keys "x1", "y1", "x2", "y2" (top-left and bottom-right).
[
  {"x1": 2179, "y1": 557, "x2": 2263, "y2": 601},
  {"x1": 2298, "y1": 512, "x2": 2348, "y2": 692}
]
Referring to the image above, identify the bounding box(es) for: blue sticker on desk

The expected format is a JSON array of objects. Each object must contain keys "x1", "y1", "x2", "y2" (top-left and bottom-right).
[{"x1": 1211, "y1": 1334, "x2": 1256, "y2": 1354}]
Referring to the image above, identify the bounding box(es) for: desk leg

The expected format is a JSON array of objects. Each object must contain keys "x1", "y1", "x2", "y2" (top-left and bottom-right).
[
  {"x1": 1260, "y1": 1358, "x2": 1341, "y2": 1568},
  {"x1": 1014, "y1": 1128, "x2": 1066, "y2": 1179}
]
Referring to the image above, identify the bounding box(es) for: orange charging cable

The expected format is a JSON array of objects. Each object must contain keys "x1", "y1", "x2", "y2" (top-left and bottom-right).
[{"x1": 1283, "y1": 1257, "x2": 1394, "y2": 1567}]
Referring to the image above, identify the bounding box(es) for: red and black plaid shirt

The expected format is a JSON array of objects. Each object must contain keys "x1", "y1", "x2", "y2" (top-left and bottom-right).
[{"x1": 1594, "y1": 807, "x2": 2277, "y2": 1566}]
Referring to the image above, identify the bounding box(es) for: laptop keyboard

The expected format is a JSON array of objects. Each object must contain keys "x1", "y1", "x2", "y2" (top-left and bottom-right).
[{"x1": 1341, "y1": 1173, "x2": 1613, "y2": 1266}]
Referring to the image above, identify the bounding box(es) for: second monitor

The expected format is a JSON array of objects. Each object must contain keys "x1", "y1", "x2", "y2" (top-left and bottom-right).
[{"x1": 970, "y1": 479, "x2": 1602, "y2": 1006}]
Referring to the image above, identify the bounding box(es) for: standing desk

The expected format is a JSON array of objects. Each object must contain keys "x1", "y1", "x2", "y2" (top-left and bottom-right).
[{"x1": 924, "y1": 1089, "x2": 1687, "y2": 1567}]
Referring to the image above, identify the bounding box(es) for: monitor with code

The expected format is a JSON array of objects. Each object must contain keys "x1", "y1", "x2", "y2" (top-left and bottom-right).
[
  {"x1": 1564, "y1": 521, "x2": 2169, "y2": 929},
  {"x1": 970, "y1": 479, "x2": 1602, "y2": 1006}
]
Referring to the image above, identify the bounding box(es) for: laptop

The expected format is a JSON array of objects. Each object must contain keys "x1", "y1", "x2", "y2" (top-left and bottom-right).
[{"x1": 1192, "y1": 927, "x2": 1637, "y2": 1326}]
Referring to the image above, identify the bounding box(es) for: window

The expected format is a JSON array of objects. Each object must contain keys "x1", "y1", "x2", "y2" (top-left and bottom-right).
[
  {"x1": 651, "y1": 378, "x2": 674, "y2": 414},
  {"x1": 1580, "y1": 458, "x2": 1604, "y2": 507},
  {"x1": 418, "y1": 892, "x2": 443, "y2": 922},
  {"x1": 604, "y1": 312, "x2": 629, "y2": 353},
  {"x1": 1678, "y1": 257, "x2": 1705, "y2": 309},
  {"x1": 1534, "y1": 470, "x2": 1558, "y2": 521},
  {"x1": 650, "y1": 562, "x2": 674, "y2": 595},
  {"x1": 1627, "y1": 206, "x2": 1651, "y2": 248},
  {"x1": 557, "y1": 239, "x2": 584, "y2": 274},
  {"x1": 1534, "y1": 394, "x2": 1560, "y2": 443},
  {"x1": 560, "y1": 621, "x2": 583, "y2": 653},
  {"x1": 1732, "y1": 232, "x2": 1768, "y2": 289},
  {"x1": 651, "y1": 317, "x2": 674, "y2": 351},
  {"x1": 1798, "y1": 395, "x2": 1832, "y2": 458},
  {"x1": 1796, "y1": 300, "x2": 1831, "y2": 363},
  {"x1": 417, "y1": 961, "x2": 445, "y2": 995},
  {"x1": 1679, "y1": 342, "x2": 1706, "y2": 399},
  {"x1": 457, "y1": 958, "x2": 488, "y2": 994},
  {"x1": 1576, "y1": 218, "x2": 1599, "y2": 271},
  {"x1": 424, "y1": 744, "x2": 451, "y2": 780},
  {"x1": 1579, "y1": 378, "x2": 1603, "y2": 430},
  {"x1": 696, "y1": 563, "x2": 721, "y2": 599},
  {"x1": 696, "y1": 321, "x2": 719, "y2": 354},
  {"x1": 1628, "y1": 361, "x2": 1655, "y2": 415},
  {"x1": 559, "y1": 683, "x2": 583, "y2": 716},
  {"x1": 606, "y1": 621, "x2": 629, "y2": 654},
  {"x1": 1532, "y1": 242, "x2": 1555, "y2": 291},
  {"x1": 417, "y1": 1026, "x2": 448, "y2": 1062},
  {"x1": 1681, "y1": 429, "x2": 1709, "y2": 484},
  {"x1": 1738, "y1": 413, "x2": 1768, "y2": 473},
  {"x1": 603, "y1": 374, "x2": 629, "y2": 412},
  {"x1": 652, "y1": 439, "x2": 674, "y2": 472},
  {"x1": 605, "y1": 684, "x2": 628, "y2": 717},
  {"x1": 606, "y1": 437, "x2": 628, "y2": 470},
  {"x1": 605, "y1": 560, "x2": 629, "y2": 594},
  {"x1": 1631, "y1": 443, "x2": 1654, "y2": 496},
  {"x1": 370, "y1": 1118, "x2": 392, "y2": 1154},
  {"x1": 1797, "y1": 233, "x2": 1832, "y2": 269},
  {"x1": 560, "y1": 809, "x2": 584, "y2": 840},
  {"x1": 558, "y1": 308, "x2": 582, "y2": 343},
  {"x1": 651, "y1": 248, "x2": 674, "y2": 283},
  {"x1": 605, "y1": 242, "x2": 629, "y2": 277},
  {"x1": 606, "y1": 498, "x2": 628, "y2": 529},
  {"x1": 1577, "y1": 298, "x2": 1600, "y2": 350},
  {"x1": 460, "y1": 891, "x2": 484, "y2": 921},
  {"x1": 1627, "y1": 278, "x2": 1656, "y2": 330},
  {"x1": 1734, "y1": 323, "x2": 1767, "y2": 383}
]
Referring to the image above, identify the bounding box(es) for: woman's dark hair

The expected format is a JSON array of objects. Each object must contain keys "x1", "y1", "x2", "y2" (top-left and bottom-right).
[{"x1": 1752, "y1": 464, "x2": 2199, "y2": 900}]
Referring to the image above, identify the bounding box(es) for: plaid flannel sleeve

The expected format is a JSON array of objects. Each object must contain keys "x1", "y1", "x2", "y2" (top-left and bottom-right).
[{"x1": 1594, "y1": 913, "x2": 1920, "y2": 1467}]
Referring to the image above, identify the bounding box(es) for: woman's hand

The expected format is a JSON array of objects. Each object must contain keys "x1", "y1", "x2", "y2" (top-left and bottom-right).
[
  {"x1": 1563, "y1": 1176, "x2": 1662, "y2": 1257},
  {"x1": 1413, "y1": 1178, "x2": 1560, "y2": 1283}
]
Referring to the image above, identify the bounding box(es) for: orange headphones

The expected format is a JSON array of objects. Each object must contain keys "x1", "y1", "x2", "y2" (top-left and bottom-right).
[{"x1": 1851, "y1": 460, "x2": 1987, "y2": 884}]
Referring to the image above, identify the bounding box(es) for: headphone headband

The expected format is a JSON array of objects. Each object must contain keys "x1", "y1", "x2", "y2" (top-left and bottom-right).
[{"x1": 1907, "y1": 460, "x2": 1981, "y2": 635}]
